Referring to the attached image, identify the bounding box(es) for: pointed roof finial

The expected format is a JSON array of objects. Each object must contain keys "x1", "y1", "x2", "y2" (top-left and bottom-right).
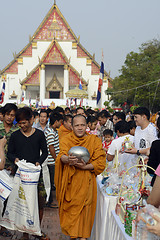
[{"x1": 54, "y1": 0, "x2": 56, "y2": 5}]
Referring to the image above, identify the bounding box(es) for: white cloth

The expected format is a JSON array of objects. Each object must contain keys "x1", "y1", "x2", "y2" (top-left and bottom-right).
[
  {"x1": 134, "y1": 123, "x2": 157, "y2": 158},
  {"x1": 0, "y1": 160, "x2": 42, "y2": 236},
  {"x1": 89, "y1": 176, "x2": 118, "y2": 240},
  {"x1": 108, "y1": 134, "x2": 136, "y2": 170},
  {"x1": 109, "y1": 210, "x2": 133, "y2": 240},
  {"x1": 42, "y1": 158, "x2": 51, "y2": 202}
]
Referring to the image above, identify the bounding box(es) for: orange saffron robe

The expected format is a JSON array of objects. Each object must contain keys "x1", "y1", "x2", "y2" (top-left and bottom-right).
[
  {"x1": 55, "y1": 131, "x2": 106, "y2": 239},
  {"x1": 58, "y1": 125, "x2": 72, "y2": 141}
]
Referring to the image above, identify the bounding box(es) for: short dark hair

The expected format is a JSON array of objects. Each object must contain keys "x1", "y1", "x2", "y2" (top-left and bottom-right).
[
  {"x1": 54, "y1": 106, "x2": 64, "y2": 115},
  {"x1": 113, "y1": 112, "x2": 125, "y2": 121},
  {"x1": 98, "y1": 110, "x2": 110, "y2": 119},
  {"x1": 127, "y1": 120, "x2": 136, "y2": 130},
  {"x1": 87, "y1": 115, "x2": 97, "y2": 124},
  {"x1": 65, "y1": 107, "x2": 71, "y2": 112},
  {"x1": 72, "y1": 114, "x2": 87, "y2": 125},
  {"x1": 2, "y1": 103, "x2": 17, "y2": 116},
  {"x1": 46, "y1": 108, "x2": 52, "y2": 115},
  {"x1": 63, "y1": 114, "x2": 72, "y2": 122},
  {"x1": 71, "y1": 109, "x2": 77, "y2": 115},
  {"x1": 33, "y1": 110, "x2": 39, "y2": 118},
  {"x1": 103, "y1": 129, "x2": 113, "y2": 136},
  {"x1": 0, "y1": 107, "x2": 3, "y2": 114},
  {"x1": 76, "y1": 107, "x2": 85, "y2": 113},
  {"x1": 16, "y1": 107, "x2": 33, "y2": 122},
  {"x1": 40, "y1": 109, "x2": 49, "y2": 118},
  {"x1": 133, "y1": 107, "x2": 150, "y2": 120},
  {"x1": 50, "y1": 112, "x2": 63, "y2": 125},
  {"x1": 85, "y1": 108, "x2": 95, "y2": 117},
  {"x1": 115, "y1": 121, "x2": 130, "y2": 134}
]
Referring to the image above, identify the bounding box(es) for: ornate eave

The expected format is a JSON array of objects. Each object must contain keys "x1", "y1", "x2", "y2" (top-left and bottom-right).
[
  {"x1": 0, "y1": 42, "x2": 33, "y2": 75},
  {"x1": 40, "y1": 40, "x2": 69, "y2": 65},
  {"x1": 31, "y1": 4, "x2": 77, "y2": 42},
  {"x1": 69, "y1": 64, "x2": 87, "y2": 87},
  {"x1": 76, "y1": 42, "x2": 111, "y2": 80},
  {"x1": 20, "y1": 65, "x2": 40, "y2": 86}
]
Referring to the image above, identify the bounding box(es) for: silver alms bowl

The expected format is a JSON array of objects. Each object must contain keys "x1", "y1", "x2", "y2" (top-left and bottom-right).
[{"x1": 68, "y1": 146, "x2": 90, "y2": 163}]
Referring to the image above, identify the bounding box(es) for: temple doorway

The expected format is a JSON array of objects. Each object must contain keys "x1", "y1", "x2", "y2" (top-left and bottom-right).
[{"x1": 49, "y1": 91, "x2": 60, "y2": 99}]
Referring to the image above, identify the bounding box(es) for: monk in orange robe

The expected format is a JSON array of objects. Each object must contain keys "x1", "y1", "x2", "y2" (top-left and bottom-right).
[
  {"x1": 58, "y1": 114, "x2": 72, "y2": 141},
  {"x1": 55, "y1": 114, "x2": 106, "y2": 240}
]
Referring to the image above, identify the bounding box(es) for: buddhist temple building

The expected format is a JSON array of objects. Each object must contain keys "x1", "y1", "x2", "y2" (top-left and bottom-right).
[{"x1": 0, "y1": 2, "x2": 112, "y2": 108}]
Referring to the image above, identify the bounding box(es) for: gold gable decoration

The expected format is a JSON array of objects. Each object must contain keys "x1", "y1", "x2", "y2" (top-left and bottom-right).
[
  {"x1": 46, "y1": 73, "x2": 62, "y2": 91},
  {"x1": 48, "y1": 12, "x2": 62, "y2": 39},
  {"x1": 49, "y1": 101, "x2": 55, "y2": 110}
]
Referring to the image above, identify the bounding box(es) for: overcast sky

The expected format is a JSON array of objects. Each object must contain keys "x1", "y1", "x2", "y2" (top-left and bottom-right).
[{"x1": 0, "y1": 0, "x2": 160, "y2": 78}]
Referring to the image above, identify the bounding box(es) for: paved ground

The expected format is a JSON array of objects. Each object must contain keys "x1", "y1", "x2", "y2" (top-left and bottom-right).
[{"x1": 0, "y1": 192, "x2": 70, "y2": 240}]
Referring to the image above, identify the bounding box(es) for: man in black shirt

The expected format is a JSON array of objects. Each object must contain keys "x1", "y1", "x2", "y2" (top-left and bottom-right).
[{"x1": 7, "y1": 107, "x2": 48, "y2": 240}]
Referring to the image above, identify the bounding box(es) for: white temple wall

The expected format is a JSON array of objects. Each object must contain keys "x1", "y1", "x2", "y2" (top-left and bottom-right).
[
  {"x1": 9, "y1": 75, "x2": 20, "y2": 97},
  {"x1": 59, "y1": 41, "x2": 100, "y2": 100},
  {"x1": 59, "y1": 42, "x2": 92, "y2": 79},
  {"x1": 18, "y1": 41, "x2": 51, "y2": 81}
]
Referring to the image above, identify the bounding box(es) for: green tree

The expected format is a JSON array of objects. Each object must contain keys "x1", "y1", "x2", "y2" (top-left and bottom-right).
[{"x1": 106, "y1": 39, "x2": 160, "y2": 112}]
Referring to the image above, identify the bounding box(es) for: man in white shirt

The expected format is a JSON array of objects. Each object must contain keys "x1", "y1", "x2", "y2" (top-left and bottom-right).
[
  {"x1": 107, "y1": 121, "x2": 136, "y2": 171},
  {"x1": 126, "y1": 107, "x2": 157, "y2": 159}
]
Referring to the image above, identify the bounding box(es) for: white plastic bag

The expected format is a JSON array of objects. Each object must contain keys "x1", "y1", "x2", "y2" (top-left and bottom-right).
[
  {"x1": 0, "y1": 160, "x2": 42, "y2": 236},
  {"x1": 0, "y1": 169, "x2": 13, "y2": 221},
  {"x1": 0, "y1": 169, "x2": 13, "y2": 202}
]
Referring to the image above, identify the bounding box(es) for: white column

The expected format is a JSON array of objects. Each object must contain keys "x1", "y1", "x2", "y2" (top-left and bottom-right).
[
  {"x1": 40, "y1": 64, "x2": 45, "y2": 102},
  {"x1": 63, "y1": 65, "x2": 69, "y2": 99}
]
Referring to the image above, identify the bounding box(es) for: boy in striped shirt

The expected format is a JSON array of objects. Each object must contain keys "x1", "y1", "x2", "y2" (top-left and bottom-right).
[{"x1": 45, "y1": 112, "x2": 63, "y2": 208}]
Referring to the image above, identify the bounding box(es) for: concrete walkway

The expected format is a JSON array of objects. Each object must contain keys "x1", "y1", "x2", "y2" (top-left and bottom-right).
[{"x1": 0, "y1": 192, "x2": 70, "y2": 240}]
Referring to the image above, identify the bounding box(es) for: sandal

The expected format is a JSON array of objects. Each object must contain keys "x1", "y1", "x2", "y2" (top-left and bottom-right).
[
  {"x1": 49, "y1": 203, "x2": 58, "y2": 208},
  {"x1": 36, "y1": 232, "x2": 50, "y2": 240},
  {"x1": 0, "y1": 229, "x2": 12, "y2": 237}
]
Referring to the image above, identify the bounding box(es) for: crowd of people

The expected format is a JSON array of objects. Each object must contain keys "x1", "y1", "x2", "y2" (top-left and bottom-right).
[{"x1": 0, "y1": 103, "x2": 160, "y2": 239}]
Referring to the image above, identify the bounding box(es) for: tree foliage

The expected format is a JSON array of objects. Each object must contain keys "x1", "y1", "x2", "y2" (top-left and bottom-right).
[{"x1": 106, "y1": 39, "x2": 160, "y2": 112}]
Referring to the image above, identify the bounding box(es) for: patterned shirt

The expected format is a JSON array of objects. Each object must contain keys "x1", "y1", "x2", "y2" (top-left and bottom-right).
[
  {"x1": 99, "y1": 119, "x2": 113, "y2": 139},
  {"x1": 0, "y1": 122, "x2": 19, "y2": 167},
  {"x1": 45, "y1": 127, "x2": 60, "y2": 165}
]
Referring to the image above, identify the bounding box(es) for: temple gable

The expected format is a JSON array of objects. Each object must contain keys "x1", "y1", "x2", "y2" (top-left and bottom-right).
[
  {"x1": 42, "y1": 41, "x2": 68, "y2": 65},
  {"x1": 34, "y1": 6, "x2": 76, "y2": 41}
]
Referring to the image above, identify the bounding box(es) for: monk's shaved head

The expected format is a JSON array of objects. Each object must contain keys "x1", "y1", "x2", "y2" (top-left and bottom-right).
[
  {"x1": 72, "y1": 114, "x2": 87, "y2": 137},
  {"x1": 72, "y1": 114, "x2": 87, "y2": 126}
]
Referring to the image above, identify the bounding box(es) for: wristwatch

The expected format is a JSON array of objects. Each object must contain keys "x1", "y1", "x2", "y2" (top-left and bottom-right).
[{"x1": 137, "y1": 150, "x2": 141, "y2": 156}]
